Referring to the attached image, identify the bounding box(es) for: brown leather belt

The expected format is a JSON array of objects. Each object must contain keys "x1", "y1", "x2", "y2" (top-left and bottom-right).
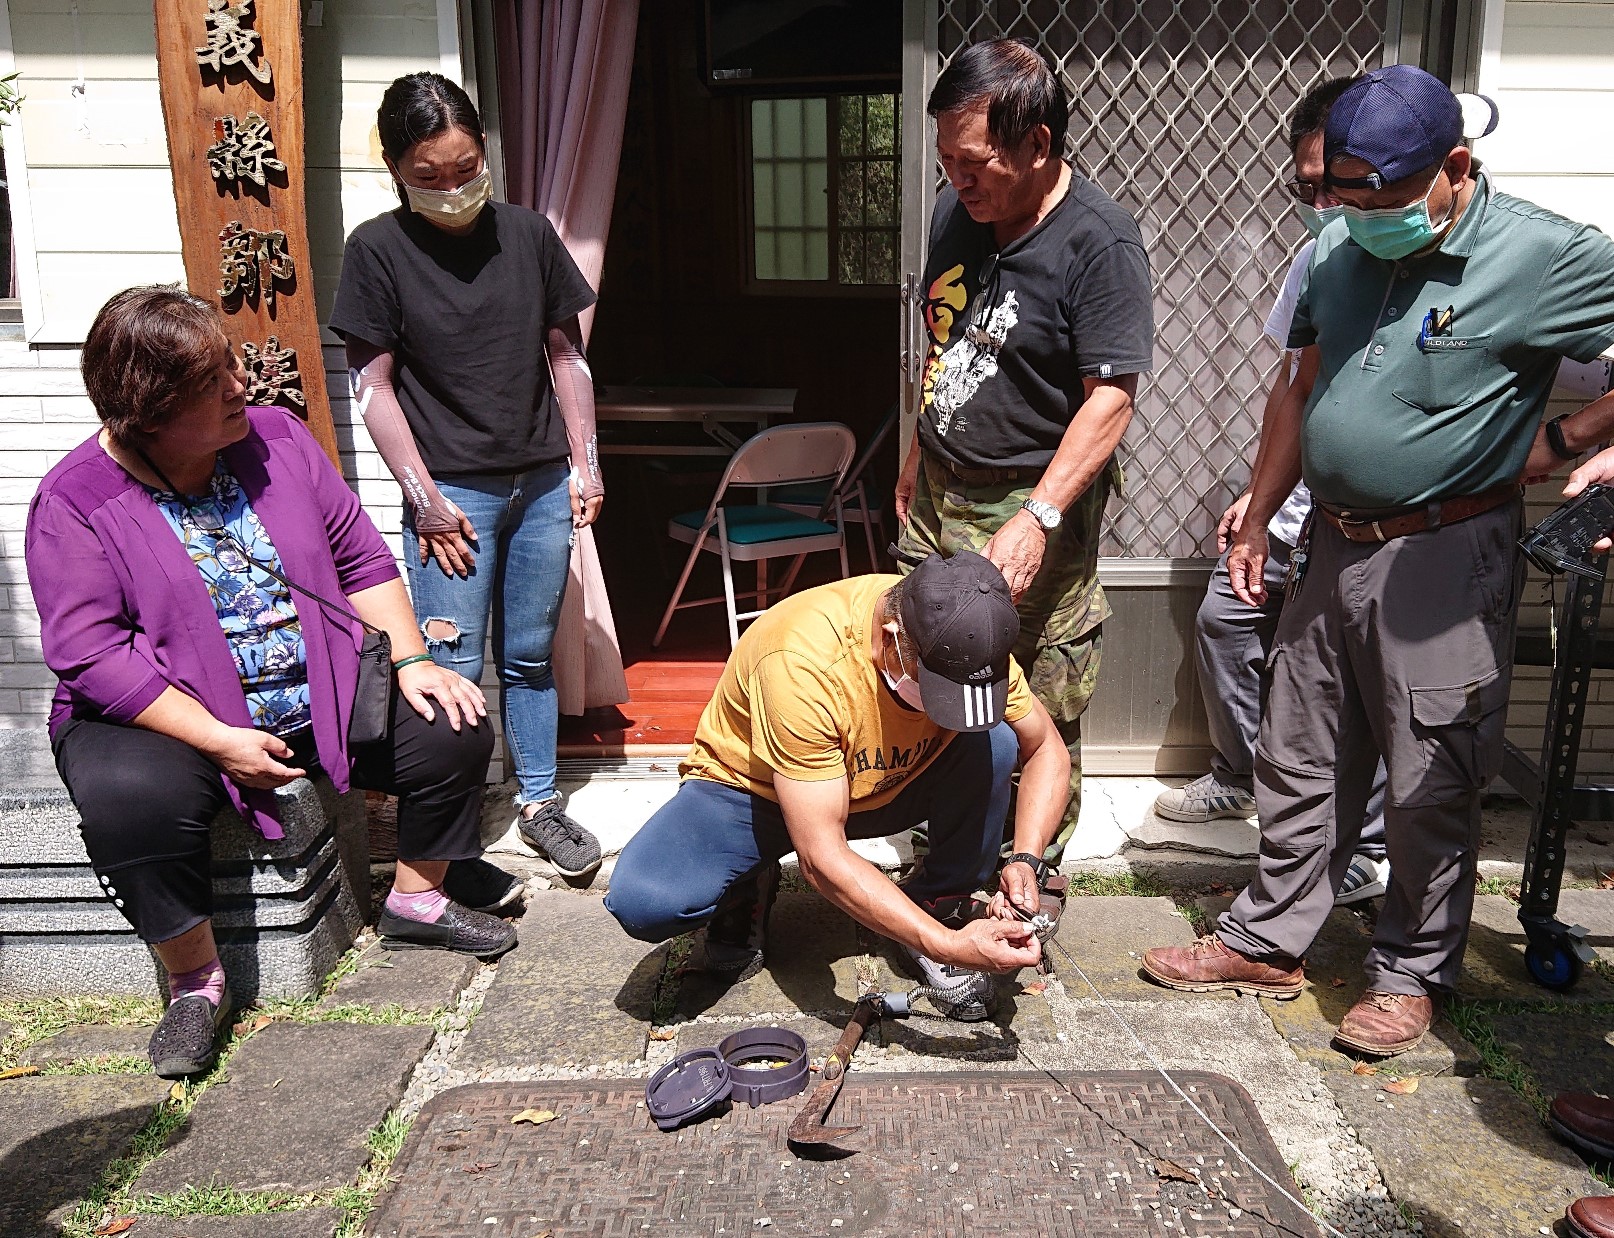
[{"x1": 1317, "y1": 481, "x2": 1521, "y2": 544}]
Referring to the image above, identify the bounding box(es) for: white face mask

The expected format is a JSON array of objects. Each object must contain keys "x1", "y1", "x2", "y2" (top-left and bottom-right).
[
  {"x1": 403, "y1": 167, "x2": 492, "y2": 227},
  {"x1": 881, "y1": 637, "x2": 925, "y2": 711}
]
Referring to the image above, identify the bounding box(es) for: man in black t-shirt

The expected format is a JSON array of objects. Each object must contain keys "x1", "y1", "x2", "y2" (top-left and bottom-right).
[{"x1": 895, "y1": 39, "x2": 1154, "y2": 865}]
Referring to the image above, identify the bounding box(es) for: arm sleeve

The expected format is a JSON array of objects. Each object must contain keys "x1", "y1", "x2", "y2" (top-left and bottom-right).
[
  {"x1": 748, "y1": 652, "x2": 848, "y2": 782},
  {"x1": 345, "y1": 341, "x2": 461, "y2": 536},
  {"x1": 546, "y1": 318, "x2": 602, "y2": 502},
  {"x1": 1070, "y1": 240, "x2": 1155, "y2": 377},
  {"x1": 281, "y1": 410, "x2": 400, "y2": 594},
  {"x1": 25, "y1": 490, "x2": 169, "y2": 722},
  {"x1": 1003, "y1": 656, "x2": 1036, "y2": 725},
  {"x1": 329, "y1": 233, "x2": 401, "y2": 352},
  {"x1": 1286, "y1": 258, "x2": 1318, "y2": 350},
  {"x1": 1528, "y1": 225, "x2": 1614, "y2": 362}
]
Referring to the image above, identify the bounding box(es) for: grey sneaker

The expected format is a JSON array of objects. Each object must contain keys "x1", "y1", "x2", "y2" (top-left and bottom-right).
[
  {"x1": 148, "y1": 985, "x2": 232, "y2": 1080},
  {"x1": 897, "y1": 945, "x2": 995, "y2": 1022},
  {"x1": 516, "y1": 797, "x2": 602, "y2": 878},
  {"x1": 1153, "y1": 773, "x2": 1257, "y2": 823},
  {"x1": 1335, "y1": 854, "x2": 1390, "y2": 906}
]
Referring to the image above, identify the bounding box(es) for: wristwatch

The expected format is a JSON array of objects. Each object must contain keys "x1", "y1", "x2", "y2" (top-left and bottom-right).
[
  {"x1": 1021, "y1": 497, "x2": 1062, "y2": 530},
  {"x1": 1004, "y1": 851, "x2": 1051, "y2": 887},
  {"x1": 1545, "y1": 414, "x2": 1576, "y2": 461}
]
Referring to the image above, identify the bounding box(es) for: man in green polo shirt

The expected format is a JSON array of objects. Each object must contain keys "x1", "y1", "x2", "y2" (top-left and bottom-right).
[{"x1": 1142, "y1": 66, "x2": 1614, "y2": 1056}]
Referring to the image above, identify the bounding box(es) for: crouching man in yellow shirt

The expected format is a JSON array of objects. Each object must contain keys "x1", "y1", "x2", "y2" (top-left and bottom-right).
[{"x1": 606, "y1": 550, "x2": 1070, "y2": 1021}]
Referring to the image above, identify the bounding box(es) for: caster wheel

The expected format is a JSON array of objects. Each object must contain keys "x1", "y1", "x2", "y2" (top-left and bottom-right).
[{"x1": 1524, "y1": 939, "x2": 1583, "y2": 990}]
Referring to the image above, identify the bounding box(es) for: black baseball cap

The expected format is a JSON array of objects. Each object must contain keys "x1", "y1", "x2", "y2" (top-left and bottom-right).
[{"x1": 898, "y1": 550, "x2": 1020, "y2": 732}]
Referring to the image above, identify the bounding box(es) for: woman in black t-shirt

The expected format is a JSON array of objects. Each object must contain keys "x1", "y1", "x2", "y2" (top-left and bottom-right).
[{"x1": 331, "y1": 73, "x2": 604, "y2": 887}]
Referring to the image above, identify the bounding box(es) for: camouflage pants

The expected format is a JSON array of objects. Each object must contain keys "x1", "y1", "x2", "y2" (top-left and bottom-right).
[{"x1": 897, "y1": 453, "x2": 1113, "y2": 863}]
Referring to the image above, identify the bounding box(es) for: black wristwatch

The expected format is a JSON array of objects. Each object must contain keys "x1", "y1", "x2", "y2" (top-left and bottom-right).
[
  {"x1": 1004, "y1": 852, "x2": 1051, "y2": 887},
  {"x1": 1546, "y1": 414, "x2": 1576, "y2": 461}
]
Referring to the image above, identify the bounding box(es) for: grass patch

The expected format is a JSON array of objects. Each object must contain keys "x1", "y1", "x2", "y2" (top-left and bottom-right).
[
  {"x1": 0, "y1": 995, "x2": 163, "y2": 1069},
  {"x1": 331, "y1": 1111, "x2": 415, "y2": 1237},
  {"x1": 1444, "y1": 998, "x2": 1549, "y2": 1119},
  {"x1": 41, "y1": 1055, "x2": 149, "y2": 1077},
  {"x1": 1061, "y1": 870, "x2": 1171, "y2": 899},
  {"x1": 1475, "y1": 876, "x2": 1522, "y2": 901},
  {"x1": 651, "y1": 936, "x2": 694, "y2": 1027},
  {"x1": 1174, "y1": 898, "x2": 1212, "y2": 935},
  {"x1": 130, "y1": 1186, "x2": 318, "y2": 1216}
]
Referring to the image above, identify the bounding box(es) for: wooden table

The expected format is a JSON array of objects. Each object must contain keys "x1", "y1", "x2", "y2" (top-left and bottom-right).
[{"x1": 594, "y1": 386, "x2": 797, "y2": 456}]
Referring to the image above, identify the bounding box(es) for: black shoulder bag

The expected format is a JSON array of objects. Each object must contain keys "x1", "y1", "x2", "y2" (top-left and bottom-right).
[{"x1": 137, "y1": 450, "x2": 395, "y2": 746}]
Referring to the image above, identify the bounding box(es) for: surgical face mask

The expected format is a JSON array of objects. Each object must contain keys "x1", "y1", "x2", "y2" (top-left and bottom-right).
[
  {"x1": 881, "y1": 637, "x2": 925, "y2": 711},
  {"x1": 403, "y1": 167, "x2": 492, "y2": 228},
  {"x1": 1340, "y1": 168, "x2": 1453, "y2": 261},
  {"x1": 1295, "y1": 201, "x2": 1343, "y2": 239}
]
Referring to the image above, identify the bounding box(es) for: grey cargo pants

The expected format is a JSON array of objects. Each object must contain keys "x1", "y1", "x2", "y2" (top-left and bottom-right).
[{"x1": 1216, "y1": 499, "x2": 1522, "y2": 995}]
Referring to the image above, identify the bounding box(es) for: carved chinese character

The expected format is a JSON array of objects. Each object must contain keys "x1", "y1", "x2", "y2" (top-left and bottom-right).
[
  {"x1": 217, "y1": 220, "x2": 295, "y2": 313},
  {"x1": 242, "y1": 336, "x2": 306, "y2": 409},
  {"x1": 196, "y1": 0, "x2": 273, "y2": 88},
  {"x1": 207, "y1": 113, "x2": 286, "y2": 190}
]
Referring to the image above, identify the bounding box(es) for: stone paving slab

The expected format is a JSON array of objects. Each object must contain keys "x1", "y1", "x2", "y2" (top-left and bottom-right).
[
  {"x1": 321, "y1": 943, "x2": 478, "y2": 1015},
  {"x1": 454, "y1": 892, "x2": 661, "y2": 1071},
  {"x1": 1461, "y1": 895, "x2": 1614, "y2": 1002},
  {"x1": 1555, "y1": 888, "x2": 1614, "y2": 942},
  {"x1": 1121, "y1": 807, "x2": 1260, "y2": 859},
  {"x1": 1055, "y1": 895, "x2": 1205, "y2": 1001},
  {"x1": 121, "y1": 1209, "x2": 343, "y2": 1237},
  {"x1": 1490, "y1": 1009, "x2": 1614, "y2": 1104},
  {"x1": 0, "y1": 1074, "x2": 173, "y2": 1238},
  {"x1": 136, "y1": 1023, "x2": 433, "y2": 1196},
  {"x1": 20, "y1": 1023, "x2": 153, "y2": 1068},
  {"x1": 1328, "y1": 1072, "x2": 1604, "y2": 1237},
  {"x1": 365, "y1": 1073, "x2": 1318, "y2": 1237},
  {"x1": 1197, "y1": 897, "x2": 1480, "y2": 1076}
]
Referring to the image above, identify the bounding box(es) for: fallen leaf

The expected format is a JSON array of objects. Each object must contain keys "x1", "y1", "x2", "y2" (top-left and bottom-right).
[
  {"x1": 1383, "y1": 1078, "x2": 1419, "y2": 1095},
  {"x1": 1350, "y1": 1062, "x2": 1378, "y2": 1076},
  {"x1": 1023, "y1": 980, "x2": 1048, "y2": 996},
  {"x1": 462, "y1": 1161, "x2": 498, "y2": 1174},
  {"x1": 94, "y1": 1220, "x2": 137, "y2": 1236},
  {"x1": 531, "y1": 1232, "x2": 554, "y2": 1238},
  {"x1": 1599, "y1": 870, "x2": 1614, "y2": 890},
  {"x1": 648, "y1": 1027, "x2": 676, "y2": 1042},
  {"x1": 0, "y1": 1066, "x2": 40, "y2": 1080},
  {"x1": 1330, "y1": 977, "x2": 1346, "y2": 988},
  {"x1": 271, "y1": 1078, "x2": 282, "y2": 1088},
  {"x1": 511, "y1": 1108, "x2": 557, "y2": 1125},
  {"x1": 168, "y1": 1081, "x2": 187, "y2": 1102},
  {"x1": 1154, "y1": 1158, "x2": 1198, "y2": 1183}
]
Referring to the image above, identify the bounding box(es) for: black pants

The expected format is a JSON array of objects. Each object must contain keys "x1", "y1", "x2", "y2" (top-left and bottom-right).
[{"x1": 53, "y1": 687, "x2": 494, "y2": 944}]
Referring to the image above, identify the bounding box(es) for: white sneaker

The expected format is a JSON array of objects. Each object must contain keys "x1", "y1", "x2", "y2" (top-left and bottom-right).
[
  {"x1": 1335, "y1": 855, "x2": 1391, "y2": 906},
  {"x1": 898, "y1": 944, "x2": 995, "y2": 1022},
  {"x1": 1153, "y1": 773, "x2": 1257, "y2": 823}
]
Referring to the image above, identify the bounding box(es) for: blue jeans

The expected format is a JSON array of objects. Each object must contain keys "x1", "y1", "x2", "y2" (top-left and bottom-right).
[
  {"x1": 403, "y1": 463, "x2": 573, "y2": 807},
  {"x1": 606, "y1": 723, "x2": 1018, "y2": 942}
]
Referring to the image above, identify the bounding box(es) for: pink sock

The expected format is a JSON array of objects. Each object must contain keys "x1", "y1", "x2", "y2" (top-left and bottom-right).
[
  {"x1": 385, "y1": 885, "x2": 450, "y2": 923},
  {"x1": 168, "y1": 956, "x2": 226, "y2": 1008}
]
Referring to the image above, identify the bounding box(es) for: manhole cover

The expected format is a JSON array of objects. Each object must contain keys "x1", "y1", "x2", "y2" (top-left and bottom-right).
[{"x1": 367, "y1": 1071, "x2": 1319, "y2": 1237}]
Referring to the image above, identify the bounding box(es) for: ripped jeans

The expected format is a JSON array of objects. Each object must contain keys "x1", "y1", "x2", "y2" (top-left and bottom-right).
[{"x1": 403, "y1": 462, "x2": 573, "y2": 808}]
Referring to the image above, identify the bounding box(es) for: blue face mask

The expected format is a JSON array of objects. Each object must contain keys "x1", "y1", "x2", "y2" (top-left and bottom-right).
[
  {"x1": 1295, "y1": 201, "x2": 1343, "y2": 239},
  {"x1": 1340, "y1": 168, "x2": 1453, "y2": 260}
]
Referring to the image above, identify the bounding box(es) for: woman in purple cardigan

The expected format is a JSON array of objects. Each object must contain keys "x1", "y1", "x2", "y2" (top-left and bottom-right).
[{"x1": 28, "y1": 287, "x2": 516, "y2": 1079}]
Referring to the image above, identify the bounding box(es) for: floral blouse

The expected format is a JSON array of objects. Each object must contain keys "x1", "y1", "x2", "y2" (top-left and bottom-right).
[{"x1": 151, "y1": 462, "x2": 312, "y2": 737}]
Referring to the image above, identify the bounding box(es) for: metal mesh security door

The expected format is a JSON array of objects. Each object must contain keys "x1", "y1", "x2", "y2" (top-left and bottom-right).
[{"x1": 929, "y1": 0, "x2": 1394, "y2": 558}]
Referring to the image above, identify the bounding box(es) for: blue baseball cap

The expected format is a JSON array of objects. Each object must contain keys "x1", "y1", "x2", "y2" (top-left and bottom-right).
[{"x1": 1324, "y1": 65, "x2": 1464, "y2": 189}]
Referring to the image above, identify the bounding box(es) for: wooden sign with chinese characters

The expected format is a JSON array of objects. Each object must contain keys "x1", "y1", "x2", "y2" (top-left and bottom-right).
[{"x1": 153, "y1": 0, "x2": 338, "y2": 464}]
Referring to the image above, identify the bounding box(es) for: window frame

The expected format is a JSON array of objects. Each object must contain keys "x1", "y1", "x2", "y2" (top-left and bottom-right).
[
  {"x1": 740, "y1": 88, "x2": 900, "y2": 299},
  {"x1": 0, "y1": 0, "x2": 37, "y2": 340}
]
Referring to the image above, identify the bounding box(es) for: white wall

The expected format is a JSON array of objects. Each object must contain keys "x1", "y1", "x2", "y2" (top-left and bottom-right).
[{"x1": 0, "y1": 0, "x2": 451, "y2": 727}]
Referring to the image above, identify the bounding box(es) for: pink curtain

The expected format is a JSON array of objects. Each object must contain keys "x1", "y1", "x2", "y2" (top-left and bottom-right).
[{"x1": 495, "y1": 0, "x2": 639, "y2": 714}]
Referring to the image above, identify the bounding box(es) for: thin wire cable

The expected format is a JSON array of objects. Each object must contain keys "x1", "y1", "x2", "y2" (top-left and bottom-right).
[{"x1": 1007, "y1": 905, "x2": 1351, "y2": 1238}]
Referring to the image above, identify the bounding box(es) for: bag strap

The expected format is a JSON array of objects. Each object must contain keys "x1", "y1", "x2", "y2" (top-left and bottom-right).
[{"x1": 135, "y1": 447, "x2": 385, "y2": 637}]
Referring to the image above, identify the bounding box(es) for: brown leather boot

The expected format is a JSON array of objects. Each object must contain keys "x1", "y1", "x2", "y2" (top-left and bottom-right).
[
  {"x1": 1142, "y1": 934, "x2": 1304, "y2": 999},
  {"x1": 1333, "y1": 990, "x2": 1435, "y2": 1056},
  {"x1": 1566, "y1": 1196, "x2": 1614, "y2": 1238},
  {"x1": 1552, "y1": 1092, "x2": 1614, "y2": 1161}
]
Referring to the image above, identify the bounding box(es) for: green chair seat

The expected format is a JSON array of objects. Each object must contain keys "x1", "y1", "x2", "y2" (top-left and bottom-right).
[{"x1": 671, "y1": 505, "x2": 836, "y2": 545}]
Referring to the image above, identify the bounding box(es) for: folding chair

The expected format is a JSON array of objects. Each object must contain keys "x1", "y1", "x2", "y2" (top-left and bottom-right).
[
  {"x1": 653, "y1": 422, "x2": 858, "y2": 649},
  {"x1": 773, "y1": 402, "x2": 897, "y2": 571}
]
